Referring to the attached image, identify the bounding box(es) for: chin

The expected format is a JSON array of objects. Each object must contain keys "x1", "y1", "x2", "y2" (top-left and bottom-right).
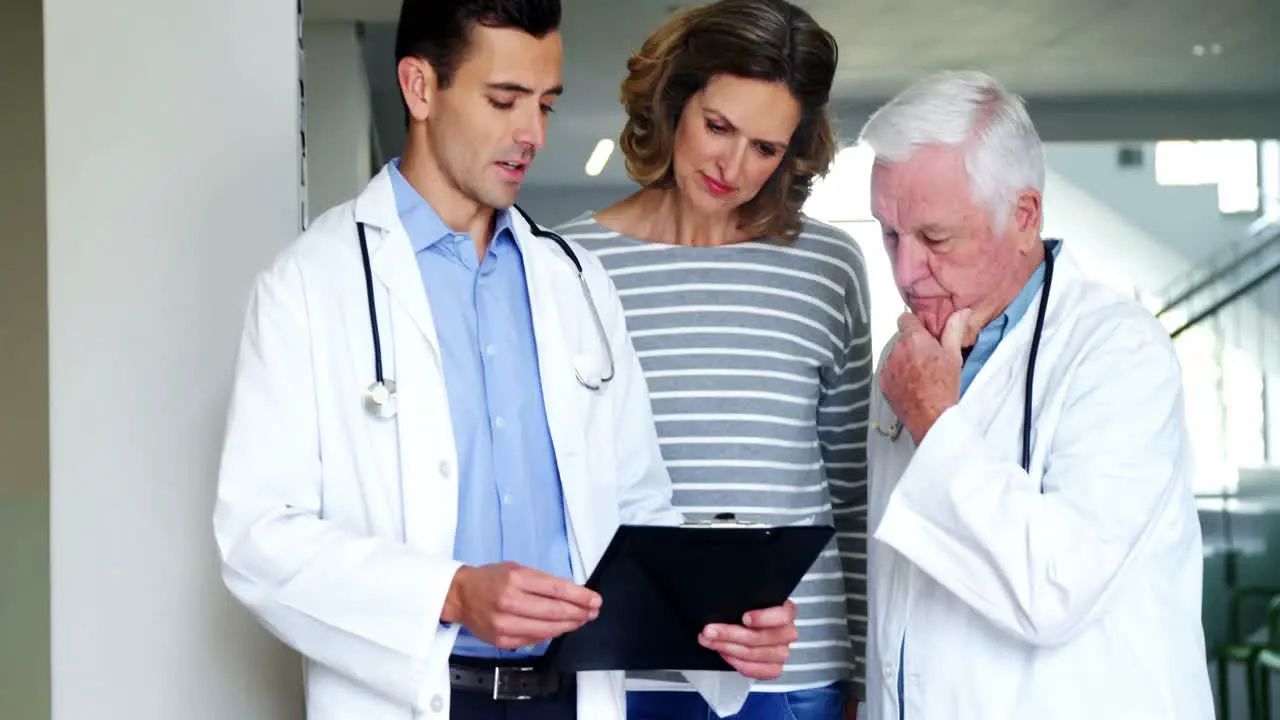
[{"x1": 478, "y1": 185, "x2": 520, "y2": 211}]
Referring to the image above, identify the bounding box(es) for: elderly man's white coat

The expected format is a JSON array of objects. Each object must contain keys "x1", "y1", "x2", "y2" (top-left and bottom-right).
[{"x1": 864, "y1": 247, "x2": 1214, "y2": 719}]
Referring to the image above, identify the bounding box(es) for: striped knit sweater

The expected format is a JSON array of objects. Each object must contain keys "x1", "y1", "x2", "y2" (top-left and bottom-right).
[{"x1": 556, "y1": 212, "x2": 872, "y2": 697}]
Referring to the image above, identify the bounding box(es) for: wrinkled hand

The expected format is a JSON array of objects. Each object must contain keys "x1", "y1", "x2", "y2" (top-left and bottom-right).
[
  {"x1": 442, "y1": 562, "x2": 601, "y2": 650},
  {"x1": 880, "y1": 309, "x2": 971, "y2": 443},
  {"x1": 700, "y1": 600, "x2": 799, "y2": 680}
]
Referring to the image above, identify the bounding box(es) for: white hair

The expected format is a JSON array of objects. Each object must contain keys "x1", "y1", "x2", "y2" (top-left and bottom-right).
[{"x1": 858, "y1": 70, "x2": 1045, "y2": 230}]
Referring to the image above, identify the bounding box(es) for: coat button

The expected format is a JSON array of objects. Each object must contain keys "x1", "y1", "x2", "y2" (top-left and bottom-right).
[
  {"x1": 429, "y1": 694, "x2": 444, "y2": 713},
  {"x1": 439, "y1": 461, "x2": 451, "y2": 479}
]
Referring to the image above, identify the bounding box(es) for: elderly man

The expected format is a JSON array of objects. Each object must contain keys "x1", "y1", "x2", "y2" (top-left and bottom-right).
[{"x1": 856, "y1": 70, "x2": 1214, "y2": 720}]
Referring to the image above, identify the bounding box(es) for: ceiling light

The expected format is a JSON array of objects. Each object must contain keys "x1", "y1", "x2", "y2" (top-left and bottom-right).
[{"x1": 584, "y1": 138, "x2": 614, "y2": 177}]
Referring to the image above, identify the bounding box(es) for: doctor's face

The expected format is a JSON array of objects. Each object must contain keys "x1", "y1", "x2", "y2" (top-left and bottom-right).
[
  {"x1": 870, "y1": 145, "x2": 1042, "y2": 341},
  {"x1": 409, "y1": 25, "x2": 563, "y2": 211}
]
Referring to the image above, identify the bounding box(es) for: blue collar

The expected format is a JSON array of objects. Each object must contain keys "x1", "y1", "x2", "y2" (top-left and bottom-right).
[{"x1": 386, "y1": 158, "x2": 515, "y2": 254}]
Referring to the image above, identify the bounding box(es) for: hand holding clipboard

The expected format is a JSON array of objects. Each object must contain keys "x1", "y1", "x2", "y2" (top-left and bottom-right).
[{"x1": 542, "y1": 514, "x2": 835, "y2": 676}]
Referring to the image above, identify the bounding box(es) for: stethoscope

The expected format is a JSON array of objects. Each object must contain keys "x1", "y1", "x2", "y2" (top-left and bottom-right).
[
  {"x1": 874, "y1": 242, "x2": 1054, "y2": 475},
  {"x1": 357, "y1": 203, "x2": 616, "y2": 420}
]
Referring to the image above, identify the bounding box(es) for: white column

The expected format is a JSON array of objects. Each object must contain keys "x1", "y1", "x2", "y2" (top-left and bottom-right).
[
  {"x1": 0, "y1": 0, "x2": 51, "y2": 716},
  {"x1": 304, "y1": 21, "x2": 374, "y2": 222},
  {"x1": 44, "y1": 0, "x2": 306, "y2": 717}
]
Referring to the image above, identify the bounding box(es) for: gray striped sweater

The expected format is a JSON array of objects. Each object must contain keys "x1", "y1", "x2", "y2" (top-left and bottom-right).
[{"x1": 556, "y1": 213, "x2": 871, "y2": 696}]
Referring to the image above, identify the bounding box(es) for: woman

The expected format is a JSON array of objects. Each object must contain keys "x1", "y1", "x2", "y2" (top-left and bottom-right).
[{"x1": 555, "y1": 1, "x2": 872, "y2": 718}]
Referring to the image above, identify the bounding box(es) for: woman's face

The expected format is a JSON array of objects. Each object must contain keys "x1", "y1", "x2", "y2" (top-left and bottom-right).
[{"x1": 671, "y1": 74, "x2": 801, "y2": 215}]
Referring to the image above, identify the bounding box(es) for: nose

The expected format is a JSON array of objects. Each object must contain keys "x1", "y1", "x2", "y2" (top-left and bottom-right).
[
  {"x1": 716, "y1": 139, "x2": 750, "y2": 185},
  {"x1": 891, "y1": 234, "x2": 932, "y2": 291},
  {"x1": 512, "y1": 105, "x2": 548, "y2": 150}
]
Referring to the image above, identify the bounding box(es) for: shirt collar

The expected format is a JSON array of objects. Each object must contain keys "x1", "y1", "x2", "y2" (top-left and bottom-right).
[{"x1": 386, "y1": 158, "x2": 515, "y2": 254}]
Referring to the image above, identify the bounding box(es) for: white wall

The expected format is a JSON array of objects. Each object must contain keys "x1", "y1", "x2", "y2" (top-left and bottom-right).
[
  {"x1": 0, "y1": 0, "x2": 50, "y2": 717},
  {"x1": 44, "y1": 0, "x2": 306, "y2": 717},
  {"x1": 304, "y1": 22, "x2": 374, "y2": 222},
  {"x1": 1044, "y1": 142, "x2": 1258, "y2": 274},
  {"x1": 516, "y1": 183, "x2": 637, "y2": 228}
]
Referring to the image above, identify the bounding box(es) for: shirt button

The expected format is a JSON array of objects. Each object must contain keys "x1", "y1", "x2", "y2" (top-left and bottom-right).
[
  {"x1": 493, "y1": 416, "x2": 505, "y2": 429},
  {"x1": 485, "y1": 344, "x2": 497, "y2": 357},
  {"x1": 429, "y1": 693, "x2": 444, "y2": 713},
  {"x1": 884, "y1": 663, "x2": 894, "y2": 678},
  {"x1": 439, "y1": 461, "x2": 451, "y2": 479},
  {"x1": 503, "y1": 493, "x2": 513, "y2": 505}
]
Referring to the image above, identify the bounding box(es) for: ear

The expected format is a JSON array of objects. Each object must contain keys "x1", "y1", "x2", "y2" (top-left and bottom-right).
[
  {"x1": 397, "y1": 56, "x2": 436, "y2": 122},
  {"x1": 1011, "y1": 188, "x2": 1042, "y2": 252}
]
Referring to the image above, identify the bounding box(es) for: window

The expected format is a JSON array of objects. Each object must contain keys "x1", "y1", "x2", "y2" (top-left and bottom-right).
[{"x1": 1154, "y1": 139, "x2": 1260, "y2": 214}]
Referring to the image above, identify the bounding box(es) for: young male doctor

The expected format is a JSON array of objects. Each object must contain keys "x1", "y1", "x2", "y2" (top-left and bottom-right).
[
  {"x1": 212, "y1": 1, "x2": 798, "y2": 719},
  {"x1": 857, "y1": 71, "x2": 1214, "y2": 720}
]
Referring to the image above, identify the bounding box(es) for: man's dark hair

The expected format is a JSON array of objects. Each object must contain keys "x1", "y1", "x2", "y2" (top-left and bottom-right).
[{"x1": 394, "y1": 0, "x2": 562, "y2": 90}]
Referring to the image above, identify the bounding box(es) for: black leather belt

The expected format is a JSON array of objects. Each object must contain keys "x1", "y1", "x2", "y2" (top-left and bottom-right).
[{"x1": 448, "y1": 655, "x2": 573, "y2": 700}]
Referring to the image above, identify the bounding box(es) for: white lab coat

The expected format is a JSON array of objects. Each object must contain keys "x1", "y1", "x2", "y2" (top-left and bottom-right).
[
  {"x1": 213, "y1": 167, "x2": 751, "y2": 720},
  {"x1": 864, "y1": 248, "x2": 1215, "y2": 720}
]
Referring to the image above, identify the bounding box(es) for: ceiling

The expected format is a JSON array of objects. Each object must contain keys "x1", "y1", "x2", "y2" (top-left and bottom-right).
[{"x1": 308, "y1": 0, "x2": 1280, "y2": 186}]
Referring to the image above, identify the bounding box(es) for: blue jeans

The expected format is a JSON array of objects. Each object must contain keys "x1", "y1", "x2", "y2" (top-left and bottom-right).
[{"x1": 627, "y1": 683, "x2": 845, "y2": 720}]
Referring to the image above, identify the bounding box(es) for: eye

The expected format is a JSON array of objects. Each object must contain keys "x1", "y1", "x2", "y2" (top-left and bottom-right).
[
  {"x1": 540, "y1": 104, "x2": 555, "y2": 115},
  {"x1": 754, "y1": 142, "x2": 779, "y2": 158},
  {"x1": 488, "y1": 98, "x2": 515, "y2": 110},
  {"x1": 706, "y1": 120, "x2": 729, "y2": 134}
]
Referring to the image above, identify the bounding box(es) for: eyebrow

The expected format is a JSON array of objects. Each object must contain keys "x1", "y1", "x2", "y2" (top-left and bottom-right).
[
  {"x1": 486, "y1": 81, "x2": 564, "y2": 97},
  {"x1": 917, "y1": 223, "x2": 954, "y2": 235},
  {"x1": 702, "y1": 107, "x2": 790, "y2": 149}
]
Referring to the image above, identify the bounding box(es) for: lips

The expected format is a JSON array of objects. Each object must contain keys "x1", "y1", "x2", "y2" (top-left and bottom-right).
[
  {"x1": 496, "y1": 160, "x2": 527, "y2": 182},
  {"x1": 700, "y1": 172, "x2": 734, "y2": 197}
]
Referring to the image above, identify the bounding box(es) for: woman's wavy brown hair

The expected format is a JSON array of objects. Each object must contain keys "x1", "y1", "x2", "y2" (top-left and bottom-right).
[{"x1": 618, "y1": 0, "x2": 839, "y2": 242}]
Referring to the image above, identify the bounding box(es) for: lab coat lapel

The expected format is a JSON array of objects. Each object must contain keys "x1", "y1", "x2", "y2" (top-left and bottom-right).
[
  {"x1": 510, "y1": 214, "x2": 595, "y2": 582},
  {"x1": 352, "y1": 169, "x2": 457, "y2": 552},
  {"x1": 353, "y1": 169, "x2": 439, "y2": 352}
]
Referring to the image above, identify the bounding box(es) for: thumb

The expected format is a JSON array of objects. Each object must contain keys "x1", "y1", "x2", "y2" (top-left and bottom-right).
[{"x1": 941, "y1": 309, "x2": 972, "y2": 359}]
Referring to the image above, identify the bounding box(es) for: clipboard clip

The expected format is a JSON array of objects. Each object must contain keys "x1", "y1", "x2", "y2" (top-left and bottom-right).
[{"x1": 681, "y1": 512, "x2": 768, "y2": 528}]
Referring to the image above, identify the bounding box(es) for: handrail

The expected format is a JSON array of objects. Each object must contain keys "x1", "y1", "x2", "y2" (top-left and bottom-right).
[
  {"x1": 1168, "y1": 257, "x2": 1280, "y2": 338},
  {"x1": 1156, "y1": 214, "x2": 1280, "y2": 318}
]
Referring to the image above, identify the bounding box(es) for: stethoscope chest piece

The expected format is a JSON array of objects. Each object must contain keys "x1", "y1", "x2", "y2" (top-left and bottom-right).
[{"x1": 364, "y1": 380, "x2": 398, "y2": 419}]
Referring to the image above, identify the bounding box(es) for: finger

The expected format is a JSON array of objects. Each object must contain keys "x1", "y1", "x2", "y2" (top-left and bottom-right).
[
  {"x1": 496, "y1": 590, "x2": 597, "y2": 624},
  {"x1": 941, "y1": 308, "x2": 972, "y2": 359},
  {"x1": 513, "y1": 567, "x2": 602, "y2": 611},
  {"x1": 703, "y1": 636, "x2": 790, "y2": 666},
  {"x1": 895, "y1": 311, "x2": 920, "y2": 335},
  {"x1": 742, "y1": 600, "x2": 797, "y2": 628},
  {"x1": 701, "y1": 623, "x2": 797, "y2": 648},
  {"x1": 491, "y1": 615, "x2": 590, "y2": 646},
  {"x1": 718, "y1": 653, "x2": 786, "y2": 681}
]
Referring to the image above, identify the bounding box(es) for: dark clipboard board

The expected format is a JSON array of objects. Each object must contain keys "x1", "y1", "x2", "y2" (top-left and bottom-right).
[{"x1": 541, "y1": 522, "x2": 835, "y2": 673}]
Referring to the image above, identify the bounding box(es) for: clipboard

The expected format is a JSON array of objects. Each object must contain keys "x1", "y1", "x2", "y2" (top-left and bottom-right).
[{"x1": 542, "y1": 518, "x2": 835, "y2": 673}]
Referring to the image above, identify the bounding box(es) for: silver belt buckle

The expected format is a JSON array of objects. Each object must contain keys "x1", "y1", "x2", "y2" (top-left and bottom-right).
[{"x1": 492, "y1": 665, "x2": 537, "y2": 701}]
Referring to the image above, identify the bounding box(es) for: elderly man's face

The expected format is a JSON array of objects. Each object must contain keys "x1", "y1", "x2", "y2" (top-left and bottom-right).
[{"x1": 870, "y1": 145, "x2": 1041, "y2": 342}]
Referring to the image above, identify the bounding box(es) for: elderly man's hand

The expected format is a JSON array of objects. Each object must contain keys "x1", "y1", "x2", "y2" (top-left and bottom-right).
[
  {"x1": 699, "y1": 600, "x2": 798, "y2": 680},
  {"x1": 880, "y1": 309, "x2": 971, "y2": 443}
]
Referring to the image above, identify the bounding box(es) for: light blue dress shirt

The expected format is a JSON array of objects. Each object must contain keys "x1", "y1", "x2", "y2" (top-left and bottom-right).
[
  {"x1": 899, "y1": 239, "x2": 1062, "y2": 719},
  {"x1": 387, "y1": 160, "x2": 574, "y2": 659}
]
